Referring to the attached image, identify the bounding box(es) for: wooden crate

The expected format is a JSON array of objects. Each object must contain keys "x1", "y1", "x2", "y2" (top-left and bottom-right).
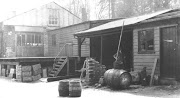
[
  {"x1": 32, "y1": 74, "x2": 41, "y2": 81},
  {"x1": 32, "y1": 68, "x2": 42, "y2": 76},
  {"x1": 16, "y1": 75, "x2": 22, "y2": 82},
  {"x1": 22, "y1": 76, "x2": 33, "y2": 82},
  {"x1": 22, "y1": 71, "x2": 32, "y2": 77},
  {"x1": 22, "y1": 66, "x2": 32, "y2": 72},
  {"x1": 32, "y1": 64, "x2": 41, "y2": 71}
]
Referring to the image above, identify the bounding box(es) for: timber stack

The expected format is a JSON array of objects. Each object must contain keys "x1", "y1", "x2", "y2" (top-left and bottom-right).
[{"x1": 85, "y1": 58, "x2": 106, "y2": 85}]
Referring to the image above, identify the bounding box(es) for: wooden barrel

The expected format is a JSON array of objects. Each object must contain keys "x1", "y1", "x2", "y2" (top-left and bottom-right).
[
  {"x1": 69, "y1": 80, "x2": 82, "y2": 97},
  {"x1": 104, "y1": 69, "x2": 132, "y2": 89},
  {"x1": 58, "y1": 80, "x2": 69, "y2": 97}
]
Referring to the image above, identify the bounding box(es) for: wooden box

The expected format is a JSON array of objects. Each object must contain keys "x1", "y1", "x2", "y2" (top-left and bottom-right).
[
  {"x1": 32, "y1": 68, "x2": 42, "y2": 76},
  {"x1": 22, "y1": 66, "x2": 32, "y2": 72},
  {"x1": 32, "y1": 64, "x2": 41, "y2": 71},
  {"x1": 22, "y1": 71, "x2": 32, "y2": 77},
  {"x1": 22, "y1": 76, "x2": 33, "y2": 82},
  {"x1": 32, "y1": 74, "x2": 41, "y2": 81}
]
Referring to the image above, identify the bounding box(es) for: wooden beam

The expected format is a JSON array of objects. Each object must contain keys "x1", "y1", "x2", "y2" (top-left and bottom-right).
[
  {"x1": 100, "y1": 36, "x2": 103, "y2": 64},
  {"x1": 78, "y1": 38, "x2": 82, "y2": 58},
  {"x1": 67, "y1": 57, "x2": 69, "y2": 76},
  {"x1": 0, "y1": 61, "x2": 19, "y2": 65},
  {"x1": 150, "y1": 58, "x2": 158, "y2": 86}
]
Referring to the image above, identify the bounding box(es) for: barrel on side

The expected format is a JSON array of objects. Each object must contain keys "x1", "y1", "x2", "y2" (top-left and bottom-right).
[
  {"x1": 69, "y1": 80, "x2": 82, "y2": 97},
  {"x1": 58, "y1": 80, "x2": 69, "y2": 97},
  {"x1": 104, "y1": 69, "x2": 132, "y2": 89}
]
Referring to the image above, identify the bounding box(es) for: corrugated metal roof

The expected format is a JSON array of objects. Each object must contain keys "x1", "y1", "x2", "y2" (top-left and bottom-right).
[{"x1": 75, "y1": 9, "x2": 172, "y2": 36}]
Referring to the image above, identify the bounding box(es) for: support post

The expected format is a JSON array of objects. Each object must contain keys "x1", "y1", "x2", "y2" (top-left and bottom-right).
[
  {"x1": 78, "y1": 37, "x2": 85, "y2": 60},
  {"x1": 100, "y1": 36, "x2": 103, "y2": 64},
  {"x1": 67, "y1": 57, "x2": 69, "y2": 76}
]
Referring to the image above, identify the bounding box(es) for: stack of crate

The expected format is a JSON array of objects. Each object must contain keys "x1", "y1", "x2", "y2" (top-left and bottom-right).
[
  {"x1": 15, "y1": 64, "x2": 42, "y2": 82},
  {"x1": 22, "y1": 66, "x2": 33, "y2": 82},
  {"x1": 32, "y1": 64, "x2": 41, "y2": 81},
  {"x1": 16, "y1": 65, "x2": 22, "y2": 81},
  {"x1": 85, "y1": 59, "x2": 106, "y2": 85}
]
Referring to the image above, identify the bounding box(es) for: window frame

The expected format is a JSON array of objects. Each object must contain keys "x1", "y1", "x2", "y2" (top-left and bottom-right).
[
  {"x1": 138, "y1": 28, "x2": 155, "y2": 54},
  {"x1": 48, "y1": 8, "x2": 59, "y2": 26},
  {"x1": 17, "y1": 33, "x2": 42, "y2": 47}
]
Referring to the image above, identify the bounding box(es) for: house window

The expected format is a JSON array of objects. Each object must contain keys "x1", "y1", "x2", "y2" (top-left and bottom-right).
[
  {"x1": 52, "y1": 34, "x2": 56, "y2": 46},
  {"x1": 17, "y1": 33, "x2": 42, "y2": 46},
  {"x1": 138, "y1": 29, "x2": 154, "y2": 53},
  {"x1": 49, "y1": 9, "x2": 59, "y2": 25}
]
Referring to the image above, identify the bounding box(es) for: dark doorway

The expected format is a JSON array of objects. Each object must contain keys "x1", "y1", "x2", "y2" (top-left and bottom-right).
[
  {"x1": 90, "y1": 36, "x2": 101, "y2": 62},
  {"x1": 160, "y1": 26, "x2": 179, "y2": 79},
  {"x1": 90, "y1": 31, "x2": 133, "y2": 71}
]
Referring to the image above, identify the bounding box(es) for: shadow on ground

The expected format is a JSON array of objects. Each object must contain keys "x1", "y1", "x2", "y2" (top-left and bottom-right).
[{"x1": 83, "y1": 84, "x2": 180, "y2": 97}]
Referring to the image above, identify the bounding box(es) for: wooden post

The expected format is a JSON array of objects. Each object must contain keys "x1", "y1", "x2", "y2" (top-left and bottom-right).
[
  {"x1": 150, "y1": 58, "x2": 158, "y2": 86},
  {"x1": 67, "y1": 57, "x2": 69, "y2": 76},
  {"x1": 0, "y1": 64, "x2": 1, "y2": 76},
  {"x1": 78, "y1": 38, "x2": 82, "y2": 59},
  {"x1": 100, "y1": 36, "x2": 103, "y2": 64}
]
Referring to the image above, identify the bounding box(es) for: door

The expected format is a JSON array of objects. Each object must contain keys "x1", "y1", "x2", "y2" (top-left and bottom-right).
[{"x1": 160, "y1": 26, "x2": 178, "y2": 79}]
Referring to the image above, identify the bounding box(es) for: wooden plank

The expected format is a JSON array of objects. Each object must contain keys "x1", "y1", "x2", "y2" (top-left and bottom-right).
[
  {"x1": 0, "y1": 62, "x2": 19, "y2": 65},
  {"x1": 134, "y1": 55, "x2": 159, "y2": 59},
  {"x1": 150, "y1": 58, "x2": 158, "y2": 86},
  {"x1": 134, "y1": 58, "x2": 156, "y2": 63}
]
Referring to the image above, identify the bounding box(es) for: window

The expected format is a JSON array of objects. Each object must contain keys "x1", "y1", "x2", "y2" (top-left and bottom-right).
[
  {"x1": 17, "y1": 33, "x2": 42, "y2": 46},
  {"x1": 138, "y1": 29, "x2": 154, "y2": 53},
  {"x1": 49, "y1": 9, "x2": 59, "y2": 25},
  {"x1": 52, "y1": 34, "x2": 56, "y2": 46}
]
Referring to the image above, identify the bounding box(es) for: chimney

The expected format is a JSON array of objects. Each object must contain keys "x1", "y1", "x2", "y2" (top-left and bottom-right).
[{"x1": 82, "y1": 8, "x2": 87, "y2": 22}]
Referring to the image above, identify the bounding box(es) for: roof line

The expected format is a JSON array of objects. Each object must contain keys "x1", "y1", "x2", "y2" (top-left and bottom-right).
[
  {"x1": 1, "y1": 1, "x2": 82, "y2": 22},
  {"x1": 53, "y1": 1, "x2": 82, "y2": 20}
]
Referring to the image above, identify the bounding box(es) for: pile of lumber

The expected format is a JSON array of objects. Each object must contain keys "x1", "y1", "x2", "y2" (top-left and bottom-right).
[{"x1": 84, "y1": 59, "x2": 106, "y2": 85}]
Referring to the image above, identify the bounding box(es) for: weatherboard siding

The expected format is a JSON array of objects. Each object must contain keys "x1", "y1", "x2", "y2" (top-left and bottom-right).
[
  {"x1": 133, "y1": 27, "x2": 160, "y2": 75},
  {"x1": 47, "y1": 22, "x2": 90, "y2": 57}
]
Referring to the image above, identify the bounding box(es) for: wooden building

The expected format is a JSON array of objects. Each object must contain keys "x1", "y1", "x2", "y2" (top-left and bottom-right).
[
  {"x1": 0, "y1": 1, "x2": 82, "y2": 81},
  {"x1": 46, "y1": 19, "x2": 118, "y2": 71},
  {"x1": 3, "y1": 1, "x2": 81, "y2": 29},
  {"x1": 75, "y1": 9, "x2": 180, "y2": 81}
]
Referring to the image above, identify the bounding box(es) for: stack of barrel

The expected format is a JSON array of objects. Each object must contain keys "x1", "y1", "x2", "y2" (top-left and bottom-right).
[
  {"x1": 58, "y1": 79, "x2": 82, "y2": 97},
  {"x1": 85, "y1": 58, "x2": 106, "y2": 85}
]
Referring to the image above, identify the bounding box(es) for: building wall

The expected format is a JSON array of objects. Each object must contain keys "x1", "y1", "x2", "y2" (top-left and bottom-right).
[
  {"x1": 46, "y1": 22, "x2": 90, "y2": 57},
  {"x1": 133, "y1": 27, "x2": 159, "y2": 75},
  {"x1": 2, "y1": 25, "x2": 45, "y2": 57},
  {"x1": 133, "y1": 18, "x2": 178, "y2": 75},
  {"x1": 3, "y1": 2, "x2": 81, "y2": 28}
]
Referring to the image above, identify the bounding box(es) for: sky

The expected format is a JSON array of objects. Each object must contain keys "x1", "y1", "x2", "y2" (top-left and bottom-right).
[{"x1": 0, "y1": 0, "x2": 97, "y2": 21}]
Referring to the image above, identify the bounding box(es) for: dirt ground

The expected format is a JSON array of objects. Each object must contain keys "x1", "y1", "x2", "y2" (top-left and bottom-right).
[{"x1": 0, "y1": 77, "x2": 180, "y2": 98}]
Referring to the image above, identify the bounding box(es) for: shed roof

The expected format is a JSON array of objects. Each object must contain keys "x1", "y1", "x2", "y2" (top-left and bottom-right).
[{"x1": 74, "y1": 9, "x2": 172, "y2": 37}]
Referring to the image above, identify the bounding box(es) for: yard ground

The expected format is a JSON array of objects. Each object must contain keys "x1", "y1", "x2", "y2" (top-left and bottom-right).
[{"x1": 0, "y1": 77, "x2": 180, "y2": 98}]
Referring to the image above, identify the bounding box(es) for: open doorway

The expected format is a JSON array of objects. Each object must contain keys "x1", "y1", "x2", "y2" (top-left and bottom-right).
[{"x1": 90, "y1": 31, "x2": 133, "y2": 71}]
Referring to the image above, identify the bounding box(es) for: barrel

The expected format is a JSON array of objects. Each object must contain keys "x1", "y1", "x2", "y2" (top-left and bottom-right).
[
  {"x1": 104, "y1": 69, "x2": 132, "y2": 89},
  {"x1": 58, "y1": 80, "x2": 69, "y2": 97},
  {"x1": 69, "y1": 80, "x2": 82, "y2": 97}
]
